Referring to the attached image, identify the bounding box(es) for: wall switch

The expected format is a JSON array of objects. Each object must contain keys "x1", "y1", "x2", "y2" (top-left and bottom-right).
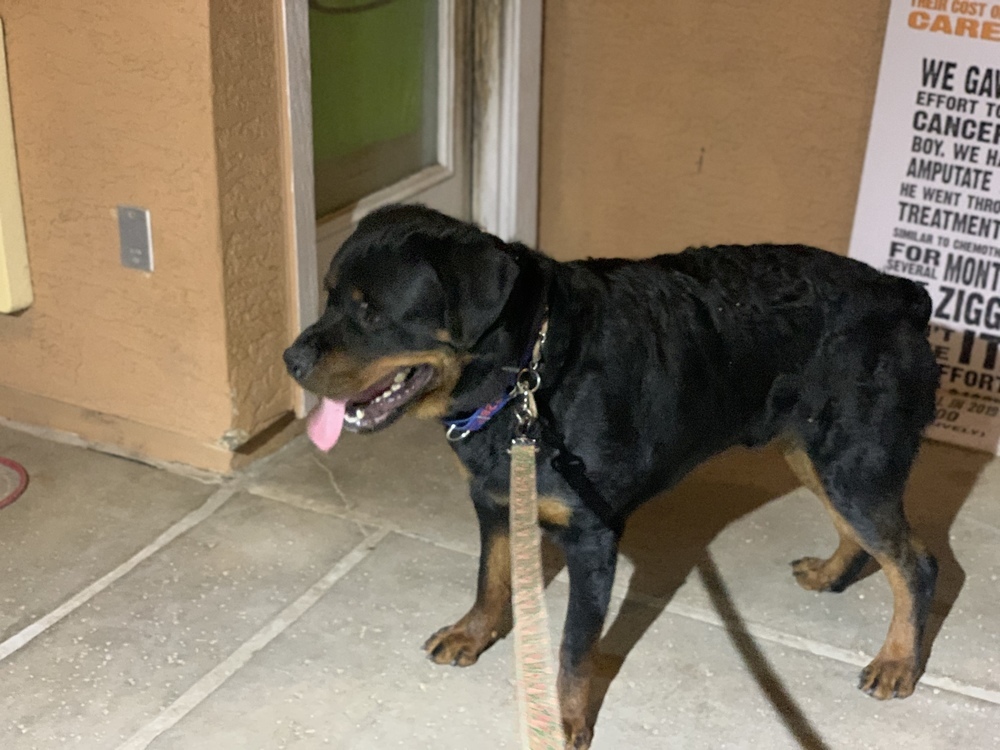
[{"x1": 117, "y1": 205, "x2": 154, "y2": 272}]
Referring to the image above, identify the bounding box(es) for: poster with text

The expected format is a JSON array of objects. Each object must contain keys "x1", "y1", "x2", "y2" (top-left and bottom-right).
[{"x1": 849, "y1": 0, "x2": 1000, "y2": 454}]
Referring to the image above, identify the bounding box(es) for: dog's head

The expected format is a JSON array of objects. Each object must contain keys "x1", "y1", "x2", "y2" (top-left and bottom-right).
[{"x1": 283, "y1": 204, "x2": 519, "y2": 442}]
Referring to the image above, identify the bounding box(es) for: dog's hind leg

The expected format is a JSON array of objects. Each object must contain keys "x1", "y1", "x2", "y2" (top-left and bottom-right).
[
  {"x1": 784, "y1": 314, "x2": 939, "y2": 698},
  {"x1": 784, "y1": 447, "x2": 871, "y2": 592},
  {"x1": 558, "y1": 523, "x2": 618, "y2": 749},
  {"x1": 859, "y1": 535, "x2": 937, "y2": 699},
  {"x1": 789, "y1": 445, "x2": 937, "y2": 699}
]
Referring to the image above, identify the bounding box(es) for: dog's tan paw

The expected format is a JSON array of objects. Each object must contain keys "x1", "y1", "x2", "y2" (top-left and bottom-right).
[
  {"x1": 858, "y1": 656, "x2": 918, "y2": 699},
  {"x1": 564, "y1": 720, "x2": 592, "y2": 749},
  {"x1": 423, "y1": 622, "x2": 496, "y2": 667},
  {"x1": 791, "y1": 556, "x2": 840, "y2": 592}
]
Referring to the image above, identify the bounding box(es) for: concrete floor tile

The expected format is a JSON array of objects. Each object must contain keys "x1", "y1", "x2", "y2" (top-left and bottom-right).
[
  {"x1": 0, "y1": 492, "x2": 366, "y2": 748},
  {"x1": 0, "y1": 426, "x2": 217, "y2": 641},
  {"x1": 6, "y1": 413, "x2": 994, "y2": 749},
  {"x1": 249, "y1": 418, "x2": 479, "y2": 554},
  {"x1": 594, "y1": 599, "x2": 1000, "y2": 750},
  {"x1": 147, "y1": 532, "x2": 518, "y2": 750},
  {"x1": 148, "y1": 532, "x2": 998, "y2": 750}
]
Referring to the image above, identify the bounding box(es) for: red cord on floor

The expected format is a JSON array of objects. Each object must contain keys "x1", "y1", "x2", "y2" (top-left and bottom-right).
[{"x1": 0, "y1": 456, "x2": 28, "y2": 510}]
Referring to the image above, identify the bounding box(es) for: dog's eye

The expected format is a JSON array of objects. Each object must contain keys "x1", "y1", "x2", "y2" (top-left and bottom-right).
[{"x1": 356, "y1": 300, "x2": 380, "y2": 328}]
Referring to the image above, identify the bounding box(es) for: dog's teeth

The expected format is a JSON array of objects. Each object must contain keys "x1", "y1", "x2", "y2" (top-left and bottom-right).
[
  {"x1": 390, "y1": 383, "x2": 402, "y2": 392},
  {"x1": 394, "y1": 372, "x2": 407, "y2": 384},
  {"x1": 355, "y1": 408, "x2": 364, "y2": 419}
]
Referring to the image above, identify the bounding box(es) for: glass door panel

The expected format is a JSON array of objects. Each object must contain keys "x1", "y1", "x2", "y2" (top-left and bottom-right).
[{"x1": 309, "y1": 0, "x2": 440, "y2": 218}]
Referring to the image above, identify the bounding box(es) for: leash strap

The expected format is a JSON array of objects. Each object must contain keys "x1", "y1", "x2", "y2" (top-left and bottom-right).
[{"x1": 509, "y1": 438, "x2": 562, "y2": 750}]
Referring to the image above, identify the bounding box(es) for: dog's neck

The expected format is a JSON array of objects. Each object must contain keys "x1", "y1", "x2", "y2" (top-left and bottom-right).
[{"x1": 443, "y1": 246, "x2": 553, "y2": 420}]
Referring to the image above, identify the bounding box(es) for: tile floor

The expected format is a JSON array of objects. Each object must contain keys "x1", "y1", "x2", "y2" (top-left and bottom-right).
[{"x1": 0, "y1": 417, "x2": 998, "y2": 749}]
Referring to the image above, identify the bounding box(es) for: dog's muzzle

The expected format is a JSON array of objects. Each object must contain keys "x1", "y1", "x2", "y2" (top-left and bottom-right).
[{"x1": 283, "y1": 342, "x2": 317, "y2": 383}]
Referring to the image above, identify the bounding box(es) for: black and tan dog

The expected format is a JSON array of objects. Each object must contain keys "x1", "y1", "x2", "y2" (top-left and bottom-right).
[{"x1": 284, "y1": 204, "x2": 940, "y2": 748}]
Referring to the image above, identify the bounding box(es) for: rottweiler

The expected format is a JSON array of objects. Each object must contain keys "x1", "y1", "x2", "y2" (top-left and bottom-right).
[{"x1": 284, "y1": 203, "x2": 940, "y2": 749}]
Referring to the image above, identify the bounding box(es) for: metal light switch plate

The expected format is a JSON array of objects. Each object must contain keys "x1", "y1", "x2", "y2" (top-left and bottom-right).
[{"x1": 117, "y1": 205, "x2": 154, "y2": 272}]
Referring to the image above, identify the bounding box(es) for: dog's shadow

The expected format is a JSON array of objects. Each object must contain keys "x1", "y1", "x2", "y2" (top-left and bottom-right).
[{"x1": 555, "y1": 439, "x2": 988, "y2": 748}]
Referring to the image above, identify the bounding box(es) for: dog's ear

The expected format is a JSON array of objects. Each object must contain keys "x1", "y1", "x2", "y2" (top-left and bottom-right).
[{"x1": 423, "y1": 233, "x2": 519, "y2": 349}]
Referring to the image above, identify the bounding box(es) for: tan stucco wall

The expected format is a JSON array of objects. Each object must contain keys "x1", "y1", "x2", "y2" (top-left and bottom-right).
[
  {"x1": 0, "y1": 1, "x2": 295, "y2": 471},
  {"x1": 539, "y1": 1, "x2": 891, "y2": 260},
  {"x1": 210, "y1": 0, "x2": 296, "y2": 450}
]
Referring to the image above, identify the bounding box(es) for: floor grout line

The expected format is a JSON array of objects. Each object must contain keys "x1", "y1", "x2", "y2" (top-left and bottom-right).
[
  {"x1": 0, "y1": 417, "x2": 228, "y2": 486},
  {"x1": 0, "y1": 484, "x2": 239, "y2": 663},
  {"x1": 245, "y1": 484, "x2": 479, "y2": 557},
  {"x1": 628, "y1": 593, "x2": 1000, "y2": 708},
  {"x1": 116, "y1": 528, "x2": 391, "y2": 750},
  {"x1": 244, "y1": 482, "x2": 365, "y2": 520}
]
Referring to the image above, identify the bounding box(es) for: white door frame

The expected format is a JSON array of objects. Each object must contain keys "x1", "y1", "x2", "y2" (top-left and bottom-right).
[
  {"x1": 279, "y1": 0, "x2": 542, "y2": 415},
  {"x1": 281, "y1": 0, "x2": 318, "y2": 373},
  {"x1": 472, "y1": 0, "x2": 542, "y2": 246}
]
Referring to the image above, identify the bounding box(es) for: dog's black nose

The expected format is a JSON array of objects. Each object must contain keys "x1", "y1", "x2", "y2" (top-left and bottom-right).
[{"x1": 283, "y1": 345, "x2": 317, "y2": 382}]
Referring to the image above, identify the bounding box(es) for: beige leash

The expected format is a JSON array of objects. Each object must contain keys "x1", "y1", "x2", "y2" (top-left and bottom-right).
[
  {"x1": 507, "y1": 317, "x2": 562, "y2": 749},
  {"x1": 510, "y1": 438, "x2": 562, "y2": 749}
]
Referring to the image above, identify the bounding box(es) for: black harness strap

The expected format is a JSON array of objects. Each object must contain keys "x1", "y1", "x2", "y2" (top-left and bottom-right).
[{"x1": 536, "y1": 403, "x2": 623, "y2": 535}]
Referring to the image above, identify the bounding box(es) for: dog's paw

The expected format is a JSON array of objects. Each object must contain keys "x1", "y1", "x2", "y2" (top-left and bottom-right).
[
  {"x1": 564, "y1": 720, "x2": 592, "y2": 749},
  {"x1": 423, "y1": 622, "x2": 496, "y2": 667},
  {"x1": 790, "y1": 556, "x2": 841, "y2": 592},
  {"x1": 858, "y1": 656, "x2": 919, "y2": 699}
]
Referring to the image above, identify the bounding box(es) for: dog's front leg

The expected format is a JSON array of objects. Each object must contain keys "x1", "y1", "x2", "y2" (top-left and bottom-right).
[
  {"x1": 424, "y1": 497, "x2": 512, "y2": 666},
  {"x1": 559, "y1": 524, "x2": 618, "y2": 749}
]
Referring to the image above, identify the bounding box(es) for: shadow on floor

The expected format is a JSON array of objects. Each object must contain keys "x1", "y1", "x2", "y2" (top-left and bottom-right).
[
  {"x1": 906, "y1": 440, "x2": 991, "y2": 660},
  {"x1": 583, "y1": 439, "x2": 989, "y2": 748}
]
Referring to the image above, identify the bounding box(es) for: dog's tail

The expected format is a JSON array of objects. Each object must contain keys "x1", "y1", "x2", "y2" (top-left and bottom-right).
[{"x1": 882, "y1": 274, "x2": 933, "y2": 328}]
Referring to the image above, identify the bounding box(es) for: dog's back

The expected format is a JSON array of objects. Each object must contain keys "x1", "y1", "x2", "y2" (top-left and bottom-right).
[{"x1": 546, "y1": 244, "x2": 939, "y2": 497}]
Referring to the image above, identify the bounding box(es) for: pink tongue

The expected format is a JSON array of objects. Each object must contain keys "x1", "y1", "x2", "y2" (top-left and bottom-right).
[{"x1": 307, "y1": 398, "x2": 346, "y2": 452}]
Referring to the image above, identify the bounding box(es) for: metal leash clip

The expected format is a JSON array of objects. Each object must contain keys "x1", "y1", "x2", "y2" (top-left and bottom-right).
[
  {"x1": 512, "y1": 371, "x2": 540, "y2": 439},
  {"x1": 512, "y1": 320, "x2": 546, "y2": 442},
  {"x1": 445, "y1": 424, "x2": 471, "y2": 442}
]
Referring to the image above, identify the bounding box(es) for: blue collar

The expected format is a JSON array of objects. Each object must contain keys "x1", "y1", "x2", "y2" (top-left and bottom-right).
[
  {"x1": 442, "y1": 314, "x2": 548, "y2": 441},
  {"x1": 443, "y1": 393, "x2": 516, "y2": 441}
]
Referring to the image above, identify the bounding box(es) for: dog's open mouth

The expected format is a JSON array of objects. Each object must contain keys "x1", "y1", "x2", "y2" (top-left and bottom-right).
[
  {"x1": 307, "y1": 364, "x2": 436, "y2": 450},
  {"x1": 343, "y1": 364, "x2": 437, "y2": 430}
]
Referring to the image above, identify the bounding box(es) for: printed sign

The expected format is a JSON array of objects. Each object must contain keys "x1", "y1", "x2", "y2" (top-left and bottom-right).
[{"x1": 848, "y1": 0, "x2": 1000, "y2": 454}]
